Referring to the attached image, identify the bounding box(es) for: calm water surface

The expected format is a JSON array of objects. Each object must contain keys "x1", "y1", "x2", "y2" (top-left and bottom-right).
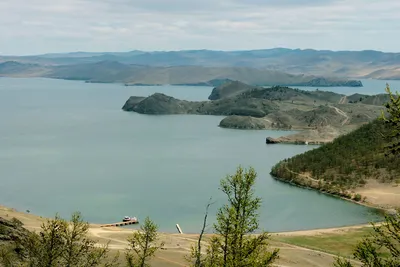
[{"x1": 0, "y1": 78, "x2": 391, "y2": 233}]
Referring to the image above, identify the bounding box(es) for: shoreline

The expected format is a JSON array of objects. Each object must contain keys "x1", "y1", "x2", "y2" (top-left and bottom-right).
[
  {"x1": 272, "y1": 222, "x2": 376, "y2": 236},
  {"x1": 271, "y1": 174, "x2": 394, "y2": 215},
  {"x1": 0, "y1": 204, "x2": 380, "y2": 237}
]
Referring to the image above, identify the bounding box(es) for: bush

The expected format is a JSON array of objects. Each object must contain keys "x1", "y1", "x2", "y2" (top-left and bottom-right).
[
  {"x1": 10, "y1": 218, "x2": 23, "y2": 227},
  {"x1": 353, "y1": 194, "x2": 362, "y2": 202}
]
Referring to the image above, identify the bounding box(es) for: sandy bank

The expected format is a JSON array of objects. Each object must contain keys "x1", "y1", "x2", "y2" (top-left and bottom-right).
[{"x1": 1, "y1": 204, "x2": 372, "y2": 266}]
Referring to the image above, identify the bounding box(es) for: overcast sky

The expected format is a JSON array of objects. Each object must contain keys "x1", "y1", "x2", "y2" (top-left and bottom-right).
[{"x1": 1, "y1": 0, "x2": 399, "y2": 55}]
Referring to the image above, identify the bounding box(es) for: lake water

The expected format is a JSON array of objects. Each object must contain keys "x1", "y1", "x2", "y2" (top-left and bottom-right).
[{"x1": 1, "y1": 77, "x2": 394, "y2": 233}]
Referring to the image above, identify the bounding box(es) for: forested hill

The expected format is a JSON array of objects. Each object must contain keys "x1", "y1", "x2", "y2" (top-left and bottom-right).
[{"x1": 270, "y1": 119, "x2": 400, "y2": 199}]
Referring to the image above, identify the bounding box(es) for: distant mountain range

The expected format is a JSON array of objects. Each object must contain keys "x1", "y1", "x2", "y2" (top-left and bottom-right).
[
  {"x1": 0, "y1": 60, "x2": 362, "y2": 87},
  {"x1": 0, "y1": 48, "x2": 399, "y2": 84}
]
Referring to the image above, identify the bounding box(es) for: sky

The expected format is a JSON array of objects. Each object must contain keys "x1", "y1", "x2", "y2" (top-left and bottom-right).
[{"x1": 1, "y1": 0, "x2": 399, "y2": 55}]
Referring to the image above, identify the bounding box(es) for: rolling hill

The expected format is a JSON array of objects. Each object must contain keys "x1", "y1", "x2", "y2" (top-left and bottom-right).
[
  {"x1": 0, "y1": 61, "x2": 362, "y2": 87},
  {"x1": 1, "y1": 48, "x2": 400, "y2": 79},
  {"x1": 122, "y1": 81, "x2": 385, "y2": 135}
]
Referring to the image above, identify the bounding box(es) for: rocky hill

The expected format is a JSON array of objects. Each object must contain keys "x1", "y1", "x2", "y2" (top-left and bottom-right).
[
  {"x1": 0, "y1": 61, "x2": 48, "y2": 77},
  {"x1": 122, "y1": 92, "x2": 279, "y2": 117},
  {"x1": 122, "y1": 81, "x2": 386, "y2": 142},
  {"x1": 270, "y1": 119, "x2": 400, "y2": 207},
  {"x1": 208, "y1": 80, "x2": 257, "y2": 100}
]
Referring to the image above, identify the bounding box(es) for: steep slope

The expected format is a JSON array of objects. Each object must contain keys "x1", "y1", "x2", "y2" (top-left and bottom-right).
[
  {"x1": 270, "y1": 119, "x2": 400, "y2": 203},
  {"x1": 208, "y1": 80, "x2": 257, "y2": 100}
]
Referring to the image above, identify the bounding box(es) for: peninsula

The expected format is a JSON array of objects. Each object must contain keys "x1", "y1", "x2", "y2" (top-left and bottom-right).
[
  {"x1": 270, "y1": 119, "x2": 400, "y2": 211},
  {"x1": 122, "y1": 80, "x2": 387, "y2": 144}
]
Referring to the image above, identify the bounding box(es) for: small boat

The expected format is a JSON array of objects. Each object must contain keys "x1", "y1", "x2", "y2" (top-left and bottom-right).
[{"x1": 123, "y1": 216, "x2": 138, "y2": 222}]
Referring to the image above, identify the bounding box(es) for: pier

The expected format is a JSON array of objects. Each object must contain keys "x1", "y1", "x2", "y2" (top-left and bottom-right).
[{"x1": 100, "y1": 220, "x2": 139, "y2": 228}]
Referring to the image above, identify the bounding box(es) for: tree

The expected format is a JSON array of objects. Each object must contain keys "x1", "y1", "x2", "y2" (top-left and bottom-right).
[
  {"x1": 0, "y1": 244, "x2": 21, "y2": 267},
  {"x1": 62, "y1": 212, "x2": 117, "y2": 267},
  {"x1": 381, "y1": 83, "x2": 400, "y2": 155},
  {"x1": 189, "y1": 166, "x2": 279, "y2": 267},
  {"x1": 0, "y1": 212, "x2": 118, "y2": 267},
  {"x1": 334, "y1": 214, "x2": 400, "y2": 267},
  {"x1": 126, "y1": 216, "x2": 164, "y2": 267},
  {"x1": 334, "y1": 85, "x2": 400, "y2": 267},
  {"x1": 186, "y1": 198, "x2": 214, "y2": 267}
]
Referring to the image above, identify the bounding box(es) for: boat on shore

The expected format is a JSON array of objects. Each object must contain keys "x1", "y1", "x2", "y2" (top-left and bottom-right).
[{"x1": 123, "y1": 216, "x2": 138, "y2": 223}]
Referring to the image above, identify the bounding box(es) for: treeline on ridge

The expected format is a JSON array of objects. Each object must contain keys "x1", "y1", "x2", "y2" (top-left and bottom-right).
[{"x1": 270, "y1": 119, "x2": 400, "y2": 199}]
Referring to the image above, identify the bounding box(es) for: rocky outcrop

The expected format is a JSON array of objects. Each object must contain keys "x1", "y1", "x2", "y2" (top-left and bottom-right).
[
  {"x1": 122, "y1": 93, "x2": 192, "y2": 114},
  {"x1": 122, "y1": 93, "x2": 279, "y2": 117},
  {"x1": 220, "y1": 116, "x2": 270, "y2": 130},
  {"x1": 266, "y1": 137, "x2": 280, "y2": 144},
  {"x1": 208, "y1": 80, "x2": 258, "y2": 100},
  {"x1": 121, "y1": 96, "x2": 146, "y2": 110}
]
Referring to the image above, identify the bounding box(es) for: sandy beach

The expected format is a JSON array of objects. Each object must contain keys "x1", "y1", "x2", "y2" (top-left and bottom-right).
[{"x1": 1, "y1": 204, "x2": 376, "y2": 267}]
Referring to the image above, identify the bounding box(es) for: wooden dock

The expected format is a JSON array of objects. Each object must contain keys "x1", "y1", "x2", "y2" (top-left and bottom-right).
[{"x1": 100, "y1": 221, "x2": 139, "y2": 228}]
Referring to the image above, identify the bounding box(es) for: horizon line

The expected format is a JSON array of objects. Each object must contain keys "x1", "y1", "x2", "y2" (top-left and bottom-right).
[{"x1": 1, "y1": 47, "x2": 399, "y2": 57}]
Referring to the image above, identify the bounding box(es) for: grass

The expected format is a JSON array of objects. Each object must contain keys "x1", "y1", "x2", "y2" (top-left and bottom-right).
[{"x1": 273, "y1": 227, "x2": 374, "y2": 257}]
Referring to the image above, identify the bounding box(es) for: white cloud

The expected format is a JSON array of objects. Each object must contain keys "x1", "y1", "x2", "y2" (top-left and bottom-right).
[{"x1": 0, "y1": 0, "x2": 399, "y2": 55}]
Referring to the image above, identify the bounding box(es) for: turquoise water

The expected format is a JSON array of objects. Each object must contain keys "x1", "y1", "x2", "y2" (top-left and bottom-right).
[{"x1": 0, "y1": 77, "x2": 387, "y2": 233}]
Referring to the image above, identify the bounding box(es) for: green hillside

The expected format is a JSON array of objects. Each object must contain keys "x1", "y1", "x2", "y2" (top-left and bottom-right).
[{"x1": 270, "y1": 119, "x2": 400, "y2": 199}]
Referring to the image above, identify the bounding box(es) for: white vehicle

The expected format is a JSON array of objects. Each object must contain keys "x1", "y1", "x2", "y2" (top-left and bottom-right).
[{"x1": 123, "y1": 216, "x2": 138, "y2": 222}]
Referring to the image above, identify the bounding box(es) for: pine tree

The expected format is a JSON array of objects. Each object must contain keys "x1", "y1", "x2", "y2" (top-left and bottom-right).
[
  {"x1": 189, "y1": 166, "x2": 279, "y2": 267},
  {"x1": 126, "y1": 217, "x2": 164, "y2": 267}
]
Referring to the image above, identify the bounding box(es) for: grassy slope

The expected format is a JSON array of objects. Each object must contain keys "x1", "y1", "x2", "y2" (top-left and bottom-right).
[
  {"x1": 271, "y1": 119, "x2": 400, "y2": 198},
  {"x1": 274, "y1": 227, "x2": 374, "y2": 257}
]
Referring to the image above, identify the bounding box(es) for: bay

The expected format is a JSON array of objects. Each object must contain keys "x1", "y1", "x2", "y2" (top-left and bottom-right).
[{"x1": 0, "y1": 77, "x2": 387, "y2": 233}]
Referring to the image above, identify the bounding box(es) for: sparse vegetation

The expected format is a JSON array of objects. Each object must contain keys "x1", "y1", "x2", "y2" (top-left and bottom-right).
[
  {"x1": 0, "y1": 212, "x2": 119, "y2": 267},
  {"x1": 334, "y1": 214, "x2": 400, "y2": 267},
  {"x1": 274, "y1": 227, "x2": 375, "y2": 257}
]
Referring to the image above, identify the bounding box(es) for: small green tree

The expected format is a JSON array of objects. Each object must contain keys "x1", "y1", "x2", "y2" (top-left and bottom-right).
[
  {"x1": 62, "y1": 212, "x2": 117, "y2": 267},
  {"x1": 381, "y1": 83, "x2": 400, "y2": 155},
  {"x1": 334, "y1": 85, "x2": 400, "y2": 267},
  {"x1": 126, "y1": 216, "x2": 164, "y2": 267},
  {"x1": 189, "y1": 166, "x2": 279, "y2": 267},
  {"x1": 26, "y1": 214, "x2": 68, "y2": 267}
]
